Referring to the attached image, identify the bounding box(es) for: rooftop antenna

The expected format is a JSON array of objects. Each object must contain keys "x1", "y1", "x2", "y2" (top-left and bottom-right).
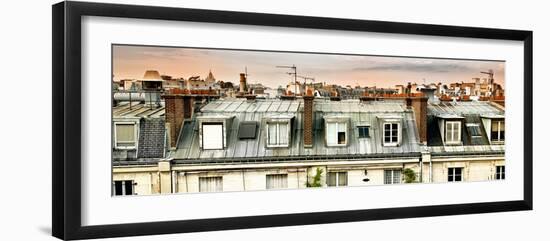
[{"x1": 276, "y1": 65, "x2": 297, "y2": 96}]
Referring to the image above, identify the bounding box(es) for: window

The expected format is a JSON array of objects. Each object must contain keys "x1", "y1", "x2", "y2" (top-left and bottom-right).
[
  {"x1": 113, "y1": 180, "x2": 134, "y2": 196},
  {"x1": 466, "y1": 123, "x2": 482, "y2": 137},
  {"x1": 496, "y1": 166, "x2": 505, "y2": 180},
  {"x1": 327, "y1": 122, "x2": 347, "y2": 146},
  {"x1": 266, "y1": 174, "x2": 288, "y2": 189},
  {"x1": 199, "y1": 177, "x2": 223, "y2": 192},
  {"x1": 445, "y1": 121, "x2": 461, "y2": 144},
  {"x1": 327, "y1": 172, "x2": 348, "y2": 187},
  {"x1": 357, "y1": 126, "x2": 370, "y2": 138},
  {"x1": 384, "y1": 170, "x2": 402, "y2": 184},
  {"x1": 238, "y1": 121, "x2": 258, "y2": 139},
  {"x1": 448, "y1": 167, "x2": 463, "y2": 182},
  {"x1": 202, "y1": 123, "x2": 224, "y2": 150},
  {"x1": 267, "y1": 122, "x2": 289, "y2": 147},
  {"x1": 491, "y1": 120, "x2": 505, "y2": 142},
  {"x1": 115, "y1": 123, "x2": 136, "y2": 149},
  {"x1": 383, "y1": 123, "x2": 399, "y2": 146}
]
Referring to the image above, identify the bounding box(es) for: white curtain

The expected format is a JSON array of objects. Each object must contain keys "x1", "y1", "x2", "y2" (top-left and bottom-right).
[
  {"x1": 327, "y1": 123, "x2": 336, "y2": 145},
  {"x1": 279, "y1": 123, "x2": 288, "y2": 145},
  {"x1": 266, "y1": 174, "x2": 288, "y2": 189},
  {"x1": 199, "y1": 177, "x2": 222, "y2": 192},
  {"x1": 202, "y1": 124, "x2": 223, "y2": 149},
  {"x1": 268, "y1": 123, "x2": 277, "y2": 145}
]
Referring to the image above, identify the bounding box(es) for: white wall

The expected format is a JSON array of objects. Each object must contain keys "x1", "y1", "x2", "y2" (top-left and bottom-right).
[{"x1": 0, "y1": 0, "x2": 547, "y2": 241}]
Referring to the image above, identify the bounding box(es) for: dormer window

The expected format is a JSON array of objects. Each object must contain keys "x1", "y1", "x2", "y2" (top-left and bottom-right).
[
  {"x1": 267, "y1": 121, "x2": 290, "y2": 147},
  {"x1": 197, "y1": 115, "x2": 234, "y2": 150},
  {"x1": 383, "y1": 123, "x2": 400, "y2": 146},
  {"x1": 357, "y1": 126, "x2": 370, "y2": 138},
  {"x1": 114, "y1": 122, "x2": 137, "y2": 149},
  {"x1": 466, "y1": 123, "x2": 482, "y2": 137},
  {"x1": 327, "y1": 122, "x2": 347, "y2": 146},
  {"x1": 324, "y1": 116, "x2": 350, "y2": 147},
  {"x1": 445, "y1": 121, "x2": 462, "y2": 144},
  {"x1": 202, "y1": 123, "x2": 224, "y2": 150},
  {"x1": 491, "y1": 119, "x2": 505, "y2": 142}
]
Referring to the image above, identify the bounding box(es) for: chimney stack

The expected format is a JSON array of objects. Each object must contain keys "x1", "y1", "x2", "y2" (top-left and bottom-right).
[
  {"x1": 239, "y1": 73, "x2": 247, "y2": 93},
  {"x1": 408, "y1": 96, "x2": 428, "y2": 144},
  {"x1": 163, "y1": 91, "x2": 194, "y2": 148},
  {"x1": 303, "y1": 89, "x2": 315, "y2": 148}
]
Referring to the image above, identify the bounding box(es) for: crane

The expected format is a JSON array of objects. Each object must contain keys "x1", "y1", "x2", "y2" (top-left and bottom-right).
[
  {"x1": 480, "y1": 69, "x2": 495, "y2": 96},
  {"x1": 480, "y1": 69, "x2": 494, "y2": 85},
  {"x1": 276, "y1": 65, "x2": 297, "y2": 95}
]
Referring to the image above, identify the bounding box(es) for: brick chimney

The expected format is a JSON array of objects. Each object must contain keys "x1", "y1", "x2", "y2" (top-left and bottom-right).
[
  {"x1": 239, "y1": 73, "x2": 247, "y2": 93},
  {"x1": 164, "y1": 90, "x2": 194, "y2": 148},
  {"x1": 407, "y1": 96, "x2": 428, "y2": 144},
  {"x1": 303, "y1": 89, "x2": 314, "y2": 148}
]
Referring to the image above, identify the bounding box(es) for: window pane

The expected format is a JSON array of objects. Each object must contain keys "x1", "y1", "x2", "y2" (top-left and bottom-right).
[
  {"x1": 393, "y1": 170, "x2": 401, "y2": 184},
  {"x1": 337, "y1": 132, "x2": 346, "y2": 144},
  {"x1": 384, "y1": 170, "x2": 392, "y2": 184},
  {"x1": 124, "y1": 181, "x2": 133, "y2": 195},
  {"x1": 338, "y1": 172, "x2": 348, "y2": 186},
  {"x1": 327, "y1": 123, "x2": 336, "y2": 145},
  {"x1": 279, "y1": 123, "x2": 288, "y2": 145},
  {"x1": 327, "y1": 172, "x2": 336, "y2": 186},
  {"x1": 358, "y1": 127, "x2": 369, "y2": 138},
  {"x1": 445, "y1": 123, "x2": 453, "y2": 141},
  {"x1": 114, "y1": 181, "x2": 123, "y2": 195},
  {"x1": 268, "y1": 123, "x2": 277, "y2": 145}
]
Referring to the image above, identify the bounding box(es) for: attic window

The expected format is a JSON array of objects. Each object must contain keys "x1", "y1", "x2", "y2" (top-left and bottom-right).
[
  {"x1": 357, "y1": 126, "x2": 370, "y2": 138},
  {"x1": 327, "y1": 122, "x2": 347, "y2": 146},
  {"x1": 383, "y1": 123, "x2": 400, "y2": 146},
  {"x1": 267, "y1": 121, "x2": 290, "y2": 147},
  {"x1": 466, "y1": 123, "x2": 482, "y2": 137},
  {"x1": 491, "y1": 120, "x2": 505, "y2": 142},
  {"x1": 238, "y1": 121, "x2": 258, "y2": 139},
  {"x1": 114, "y1": 123, "x2": 137, "y2": 149},
  {"x1": 202, "y1": 123, "x2": 224, "y2": 150},
  {"x1": 445, "y1": 121, "x2": 461, "y2": 144}
]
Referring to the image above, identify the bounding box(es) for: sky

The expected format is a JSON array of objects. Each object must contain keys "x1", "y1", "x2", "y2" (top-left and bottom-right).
[{"x1": 112, "y1": 45, "x2": 505, "y2": 89}]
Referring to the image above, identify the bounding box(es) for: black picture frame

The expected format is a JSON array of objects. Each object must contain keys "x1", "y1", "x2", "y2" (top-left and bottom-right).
[{"x1": 52, "y1": 1, "x2": 533, "y2": 240}]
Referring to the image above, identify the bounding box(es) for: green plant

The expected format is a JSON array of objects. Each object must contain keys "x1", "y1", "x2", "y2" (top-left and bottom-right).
[
  {"x1": 307, "y1": 168, "x2": 323, "y2": 187},
  {"x1": 403, "y1": 168, "x2": 417, "y2": 183}
]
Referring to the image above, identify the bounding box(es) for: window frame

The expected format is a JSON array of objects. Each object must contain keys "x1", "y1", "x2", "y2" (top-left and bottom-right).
[
  {"x1": 466, "y1": 123, "x2": 482, "y2": 137},
  {"x1": 266, "y1": 121, "x2": 291, "y2": 148},
  {"x1": 445, "y1": 120, "x2": 462, "y2": 145},
  {"x1": 327, "y1": 171, "x2": 348, "y2": 187},
  {"x1": 357, "y1": 126, "x2": 370, "y2": 138},
  {"x1": 326, "y1": 121, "x2": 348, "y2": 147},
  {"x1": 447, "y1": 167, "x2": 463, "y2": 182},
  {"x1": 382, "y1": 122, "x2": 400, "y2": 147},
  {"x1": 384, "y1": 169, "x2": 402, "y2": 184},
  {"x1": 496, "y1": 165, "x2": 505, "y2": 180},
  {"x1": 114, "y1": 122, "x2": 138, "y2": 150},
  {"x1": 113, "y1": 180, "x2": 135, "y2": 196}
]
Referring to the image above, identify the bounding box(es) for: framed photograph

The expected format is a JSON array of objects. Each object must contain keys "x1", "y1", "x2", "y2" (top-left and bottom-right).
[{"x1": 52, "y1": 1, "x2": 533, "y2": 240}]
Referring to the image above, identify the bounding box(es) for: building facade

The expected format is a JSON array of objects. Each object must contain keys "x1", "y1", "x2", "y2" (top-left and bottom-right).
[{"x1": 112, "y1": 90, "x2": 505, "y2": 196}]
